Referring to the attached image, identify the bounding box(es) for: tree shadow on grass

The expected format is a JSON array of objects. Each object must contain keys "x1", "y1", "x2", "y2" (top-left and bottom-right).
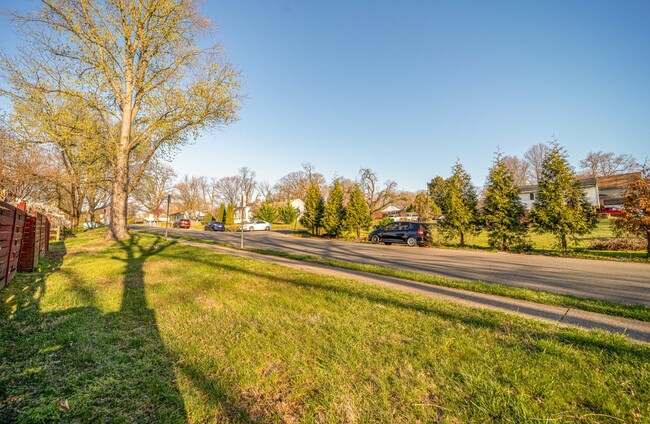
[{"x1": 0, "y1": 235, "x2": 191, "y2": 422}]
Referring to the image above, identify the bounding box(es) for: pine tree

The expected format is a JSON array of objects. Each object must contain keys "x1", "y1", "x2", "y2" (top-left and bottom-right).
[
  {"x1": 279, "y1": 196, "x2": 299, "y2": 224},
  {"x1": 483, "y1": 153, "x2": 529, "y2": 251},
  {"x1": 345, "y1": 184, "x2": 371, "y2": 238},
  {"x1": 530, "y1": 143, "x2": 597, "y2": 252},
  {"x1": 322, "y1": 180, "x2": 346, "y2": 237},
  {"x1": 225, "y1": 203, "x2": 235, "y2": 226},
  {"x1": 255, "y1": 201, "x2": 278, "y2": 223},
  {"x1": 438, "y1": 161, "x2": 479, "y2": 246},
  {"x1": 218, "y1": 203, "x2": 226, "y2": 222},
  {"x1": 300, "y1": 183, "x2": 324, "y2": 234}
]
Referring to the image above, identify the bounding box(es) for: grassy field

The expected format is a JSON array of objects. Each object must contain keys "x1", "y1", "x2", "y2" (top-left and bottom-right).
[{"x1": 1, "y1": 229, "x2": 648, "y2": 422}]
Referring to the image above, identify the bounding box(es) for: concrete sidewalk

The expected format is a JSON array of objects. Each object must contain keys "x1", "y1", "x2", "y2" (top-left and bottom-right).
[{"x1": 179, "y1": 239, "x2": 650, "y2": 343}]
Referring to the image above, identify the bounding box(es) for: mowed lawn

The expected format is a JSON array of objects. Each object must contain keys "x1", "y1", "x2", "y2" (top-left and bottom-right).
[{"x1": 1, "y1": 230, "x2": 648, "y2": 423}]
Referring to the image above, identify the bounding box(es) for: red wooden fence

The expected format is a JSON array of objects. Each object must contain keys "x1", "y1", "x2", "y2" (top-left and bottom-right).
[{"x1": 0, "y1": 201, "x2": 50, "y2": 289}]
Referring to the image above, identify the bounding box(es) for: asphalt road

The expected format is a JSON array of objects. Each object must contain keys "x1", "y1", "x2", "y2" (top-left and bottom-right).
[{"x1": 132, "y1": 225, "x2": 650, "y2": 306}]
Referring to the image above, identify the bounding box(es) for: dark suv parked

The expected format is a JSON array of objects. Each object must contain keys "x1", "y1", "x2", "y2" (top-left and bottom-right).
[{"x1": 368, "y1": 222, "x2": 432, "y2": 247}]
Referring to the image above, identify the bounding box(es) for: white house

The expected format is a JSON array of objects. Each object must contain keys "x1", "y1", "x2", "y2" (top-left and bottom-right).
[{"x1": 518, "y1": 177, "x2": 599, "y2": 210}]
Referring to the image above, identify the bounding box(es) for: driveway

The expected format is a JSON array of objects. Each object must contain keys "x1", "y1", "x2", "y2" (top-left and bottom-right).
[{"x1": 132, "y1": 226, "x2": 650, "y2": 306}]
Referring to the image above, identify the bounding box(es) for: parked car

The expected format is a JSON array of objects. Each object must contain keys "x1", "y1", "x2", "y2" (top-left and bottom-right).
[
  {"x1": 601, "y1": 207, "x2": 623, "y2": 217},
  {"x1": 241, "y1": 220, "x2": 272, "y2": 231},
  {"x1": 173, "y1": 218, "x2": 191, "y2": 229},
  {"x1": 368, "y1": 222, "x2": 431, "y2": 247},
  {"x1": 204, "y1": 221, "x2": 225, "y2": 231}
]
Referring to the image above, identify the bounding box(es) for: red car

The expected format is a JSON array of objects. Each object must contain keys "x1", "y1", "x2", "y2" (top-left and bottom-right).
[
  {"x1": 173, "y1": 218, "x2": 191, "y2": 229},
  {"x1": 601, "y1": 207, "x2": 623, "y2": 217}
]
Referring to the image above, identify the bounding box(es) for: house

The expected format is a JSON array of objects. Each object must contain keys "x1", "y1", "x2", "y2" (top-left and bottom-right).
[
  {"x1": 597, "y1": 172, "x2": 642, "y2": 208},
  {"x1": 518, "y1": 178, "x2": 599, "y2": 210},
  {"x1": 378, "y1": 205, "x2": 403, "y2": 219},
  {"x1": 291, "y1": 199, "x2": 305, "y2": 215}
]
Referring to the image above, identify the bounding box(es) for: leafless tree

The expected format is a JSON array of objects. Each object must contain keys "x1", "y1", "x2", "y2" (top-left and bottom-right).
[
  {"x1": 358, "y1": 167, "x2": 398, "y2": 214},
  {"x1": 502, "y1": 155, "x2": 530, "y2": 186},
  {"x1": 238, "y1": 166, "x2": 257, "y2": 206},
  {"x1": 579, "y1": 151, "x2": 640, "y2": 178},
  {"x1": 215, "y1": 175, "x2": 241, "y2": 207},
  {"x1": 175, "y1": 175, "x2": 209, "y2": 220},
  {"x1": 131, "y1": 159, "x2": 176, "y2": 220},
  {"x1": 524, "y1": 142, "x2": 550, "y2": 184}
]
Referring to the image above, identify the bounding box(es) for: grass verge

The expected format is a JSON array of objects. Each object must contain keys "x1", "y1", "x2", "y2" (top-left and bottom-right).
[
  {"x1": 1, "y1": 229, "x2": 648, "y2": 422},
  {"x1": 148, "y1": 231, "x2": 650, "y2": 323}
]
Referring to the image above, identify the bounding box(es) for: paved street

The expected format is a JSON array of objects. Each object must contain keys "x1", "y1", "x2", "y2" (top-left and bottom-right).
[{"x1": 132, "y1": 225, "x2": 650, "y2": 306}]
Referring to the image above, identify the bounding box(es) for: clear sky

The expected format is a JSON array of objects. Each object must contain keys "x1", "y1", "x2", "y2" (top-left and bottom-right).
[{"x1": 2, "y1": 1, "x2": 650, "y2": 192}]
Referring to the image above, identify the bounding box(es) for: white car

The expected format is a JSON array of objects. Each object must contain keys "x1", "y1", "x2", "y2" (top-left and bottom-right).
[{"x1": 241, "y1": 220, "x2": 272, "y2": 231}]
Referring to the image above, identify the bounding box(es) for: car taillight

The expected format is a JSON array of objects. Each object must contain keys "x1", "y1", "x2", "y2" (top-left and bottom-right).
[{"x1": 417, "y1": 227, "x2": 423, "y2": 236}]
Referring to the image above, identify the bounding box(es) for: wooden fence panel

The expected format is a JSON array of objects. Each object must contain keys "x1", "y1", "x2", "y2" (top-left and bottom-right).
[
  {"x1": 18, "y1": 213, "x2": 37, "y2": 272},
  {"x1": 0, "y1": 202, "x2": 25, "y2": 289}
]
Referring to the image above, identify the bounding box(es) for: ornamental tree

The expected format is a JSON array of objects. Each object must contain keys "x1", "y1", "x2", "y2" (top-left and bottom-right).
[{"x1": 614, "y1": 174, "x2": 650, "y2": 257}]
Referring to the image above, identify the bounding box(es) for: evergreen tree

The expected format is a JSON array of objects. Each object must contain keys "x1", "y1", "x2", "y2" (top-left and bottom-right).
[
  {"x1": 279, "y1": 196, "x2": 299, "y2": 224},
  {"x1": 345, "y1": 184, "x2": 371, "y2": 238},
  {"x1": 412, "y1": 192, "x2": 441, "y2": 222},
  {"x1": 483, "y1": 153, "x2": 529, "y2": 251},
  {"x1": 438, "y1": 161, "x2": 479, "y2": 246},
  {"x1": 322, "y1": 179, "x2": 346, "y2": 236},
  {"x1": 300, "y1": 183, "x2": 324, "y2": 234},
  {"x1": 218, "y1": 203, "x2": 226, "y2": 222},
  {"x1": 201, "y1": 212, "x2": 214, "y2": 225},
  {"x1": 530, "y1": 143, "x2": 597, "y2": 252},
  {"x1": 255, "y1": 201, "x2": 278, "y2": 223},
  {"x1": 225, "y1": 203, "x2": 235, "y2": 226}
]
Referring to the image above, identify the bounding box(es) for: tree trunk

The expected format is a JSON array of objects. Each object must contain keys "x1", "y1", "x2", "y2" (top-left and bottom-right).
[
  {"x1": 561, "y1": 233, "x2": 567, "y2": 253},
  {"x1": 460, "y1": 231, "x2": 465, "y2": 247},
  {"x1": 106, "y1": 94, "x2": 133, "y2": 241},
  {"x1": 646, "y1": 230, "x2": 650, "y2": 259}
]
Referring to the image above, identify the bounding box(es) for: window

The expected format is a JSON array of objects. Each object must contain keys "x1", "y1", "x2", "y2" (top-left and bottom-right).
[{"x1": 529, "y1": 193, "x2": 535, "y2": 201}]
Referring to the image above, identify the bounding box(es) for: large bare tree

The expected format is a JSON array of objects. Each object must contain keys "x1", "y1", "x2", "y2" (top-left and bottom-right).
[
  {"x1": 2, "y1": 0, "x2": 241, "y2": 240},
  {"x1": 131, "y1": 158, "x2": 176, "y2": 221},
  {"x1": 502, "y1": 155, "x2": 530, "y2": 186},
  {"x1": 358, "y1": 167, "x2": 397, "y2": 215},
  {"x1": 579, "y1": 151, "x2": 640, "y2": 178},
  {"x1": 524, "y1": 142, "x2": 550, "y2": 184}
]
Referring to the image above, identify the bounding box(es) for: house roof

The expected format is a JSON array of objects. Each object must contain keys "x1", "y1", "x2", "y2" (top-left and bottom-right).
[
  {"x1": 381, "y1": 205, "x2": 403, "y2": 213},
  {"x1": 596, "y1": 172, "x2": 642, "y2": 190}
]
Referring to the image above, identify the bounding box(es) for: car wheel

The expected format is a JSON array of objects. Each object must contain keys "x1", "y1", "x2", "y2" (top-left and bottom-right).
[
  {"x1": 370, "y1": 235, "x2": 380, "y2": 244},
  {"x1": 265, "y1": 226, "x2": 270, "y2": 231},
  {"x1": 249, "y1": 226, "x2": 254, "y2": 231},
  {"x1": 406, "y1": 237, "x2": 417, "y2": 247}
]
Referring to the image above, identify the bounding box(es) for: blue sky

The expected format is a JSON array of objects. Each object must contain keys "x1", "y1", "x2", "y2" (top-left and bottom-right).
[{"x1": 2, "y1": 1, "x2": 649, "y2": 192}]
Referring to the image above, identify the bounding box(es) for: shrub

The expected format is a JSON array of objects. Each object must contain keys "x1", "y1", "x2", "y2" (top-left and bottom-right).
[{"x1": 589, "y1": 238, "x2": 646, "y2": 251}]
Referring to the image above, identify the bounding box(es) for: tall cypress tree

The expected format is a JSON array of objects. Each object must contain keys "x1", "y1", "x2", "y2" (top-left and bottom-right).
[
  {"x1": 483, "y1": 153, "x2": 528, "y2": 251},
  {"x1": 218, "y1": 203, "x2": 226, "y2": 222},
  {"x1": 225, "y1": 203, "x2": 235, "y2": 226},
  {"x1": 345, "y1": 184, "x2": 371, "y2": 238},
  {"x1": 530, "y1": 143, "x2": 597, "y2": 252},
  {"x1": 438, "y1": 161, "x2": 479, "y2": 246},
  {"x1": 300, "y1": 183, "x2": 324, "y2": 235},
  {"x1": 322, "y1": 180, "x2": 346, "y2": 236}
]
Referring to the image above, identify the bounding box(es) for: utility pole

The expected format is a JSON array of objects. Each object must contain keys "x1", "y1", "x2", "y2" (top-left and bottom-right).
[
  {"x1": 240, "y1": 194, "x2": 245, "y2": 248},
  {"x1": 165, "y1": 194, "x2": 171, "y2": 241}
]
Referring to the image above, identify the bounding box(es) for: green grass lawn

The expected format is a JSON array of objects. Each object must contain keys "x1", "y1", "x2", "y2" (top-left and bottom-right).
[{"x1": 1, "y1": 229, "x2": 649, "y2": 423}]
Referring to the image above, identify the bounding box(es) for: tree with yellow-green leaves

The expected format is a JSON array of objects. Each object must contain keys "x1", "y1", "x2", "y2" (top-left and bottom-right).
[{"x1": 1, "y1": 0, "x2": 241, "y2": 240}]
